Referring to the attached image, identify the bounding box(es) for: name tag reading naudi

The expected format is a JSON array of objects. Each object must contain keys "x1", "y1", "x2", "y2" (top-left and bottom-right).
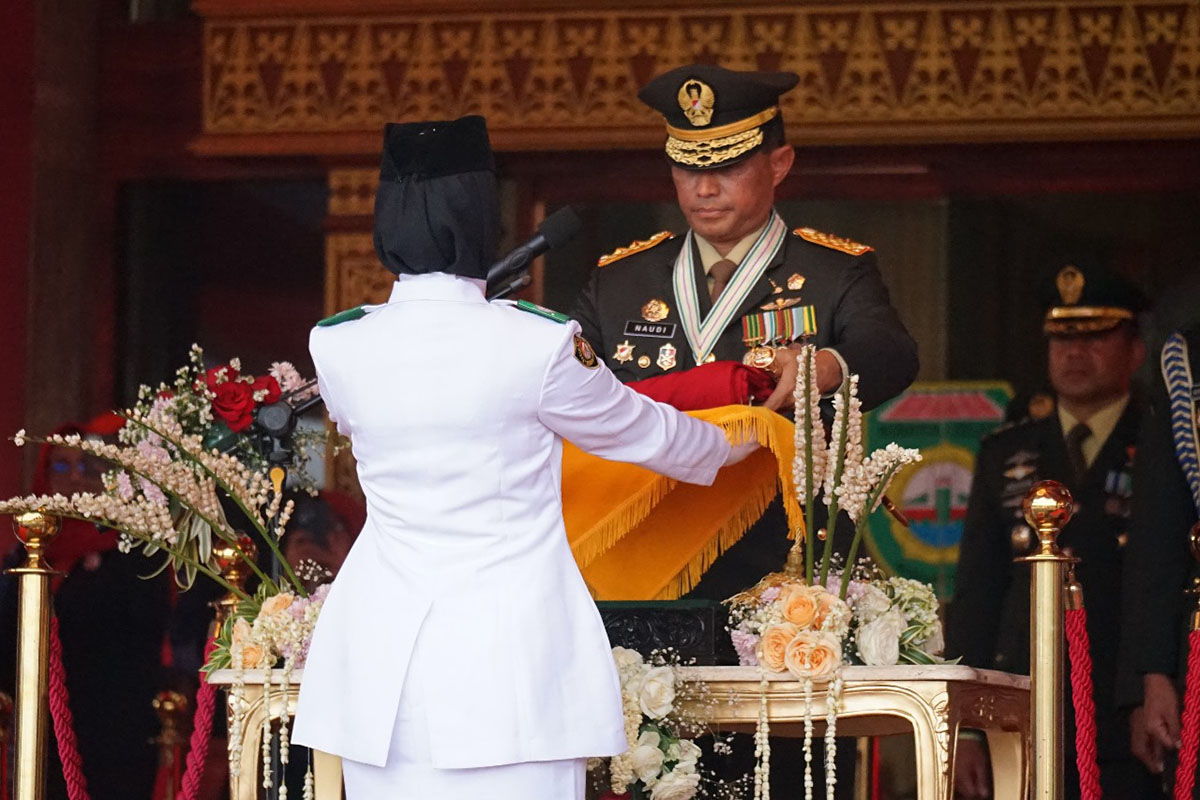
[{"x1": 624, "y1": 321, "x2": 677, "y2": 339}]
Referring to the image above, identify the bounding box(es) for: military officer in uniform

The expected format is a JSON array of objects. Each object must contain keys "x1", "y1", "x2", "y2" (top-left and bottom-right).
[
  {"x1": 571, "y1": 63, "x2": 918, "y2": 600},
  {"x1": 946, "y1": 264, "x2": 1157, "y2": 799},
  {"x1": 1120, "y1": 312, "x2": 1200, "y2": 788},
  {"x1": 571, "y1": 63, "x2": 916, "y2": 413}
]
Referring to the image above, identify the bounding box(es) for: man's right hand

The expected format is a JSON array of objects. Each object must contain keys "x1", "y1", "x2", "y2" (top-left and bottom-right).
[
  {"x1": 1132, "y1": 673, "x2": 1181, "y2": 773},
  {"x1": 954, "y1": 736, "x2": 992, "y2": 798}
]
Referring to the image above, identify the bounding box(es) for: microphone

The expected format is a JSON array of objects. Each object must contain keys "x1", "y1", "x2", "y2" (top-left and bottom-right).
[{"x1": 485, "y1": 206, "x2": 582, "y2": 290}]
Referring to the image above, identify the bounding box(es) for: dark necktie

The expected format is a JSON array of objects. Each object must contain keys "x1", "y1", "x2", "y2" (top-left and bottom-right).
[
  {"x1": 709, "y1": 258, "x2": 737, "y2": 303},
  {"x1": 1065, "y1": 422, "x2": 1091, "y2": 482}
]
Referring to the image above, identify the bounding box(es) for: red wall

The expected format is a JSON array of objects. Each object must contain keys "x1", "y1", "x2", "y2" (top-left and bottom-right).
[{"x1": 0, "y1": 1, "x2": 34, "y2": 495}]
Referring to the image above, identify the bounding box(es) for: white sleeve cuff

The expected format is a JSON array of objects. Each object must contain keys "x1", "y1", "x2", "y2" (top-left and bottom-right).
[{"x1": 819, "y1": 348, "x2": 849, "y2": 398}]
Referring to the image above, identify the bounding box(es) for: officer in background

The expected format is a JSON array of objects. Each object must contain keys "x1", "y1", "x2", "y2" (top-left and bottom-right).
[
  {"x1": 1119, "y1": 274, "x2": 1200, "y2": 788},
  {"x1": 571, "y1": 63, "x2": 918, "y2": 600},
  {"x1": 946, "y1": 263, "x2": 1158, "y2": 799}
]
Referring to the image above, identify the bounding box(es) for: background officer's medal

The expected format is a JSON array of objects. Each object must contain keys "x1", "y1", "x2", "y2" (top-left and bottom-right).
[
  {"x1": 637, "y1": 355, "x2": 651, "y2": 369},
  {"x1": 677, "y1": 79, "x2": 715, "y2": 127},
  {"x1": 573, "y1": 335, "x2": 599, "y2": 369},
  {"x1": 787, "y1": 273, "x2": 806, "y2": 291},
  {"x1": 641, "y1": 299, "x2": 670, "y2": 322},
  {"x1": 1056, "y1": 265, "x2": 1084, "y2": 305},
  {"x1": 657, "y1": 343, "x2": 677, "y2": 370},
  {"x1": 613, "y1": 340, "x2": 635, "y2": 364}
]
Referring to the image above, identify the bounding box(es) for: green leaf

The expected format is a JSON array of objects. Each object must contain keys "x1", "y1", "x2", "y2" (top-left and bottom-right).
[{"x1": 899, "y1": 645, "x2": 935, "y2": 665}]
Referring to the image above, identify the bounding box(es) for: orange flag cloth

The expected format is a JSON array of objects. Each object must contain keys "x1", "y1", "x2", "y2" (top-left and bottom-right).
[{"x1": 563, "y1": 405, "x2": 803, "y2": 600}]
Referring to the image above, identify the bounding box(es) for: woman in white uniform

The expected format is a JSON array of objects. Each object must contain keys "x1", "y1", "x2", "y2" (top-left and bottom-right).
[{"x1": 291, "y1": 116, "x2": 752, "y2": 799}]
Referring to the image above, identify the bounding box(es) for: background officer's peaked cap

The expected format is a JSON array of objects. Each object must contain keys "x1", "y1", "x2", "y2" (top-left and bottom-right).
[
  {"x1": 380, "y1": 115, "x2": 496, "y2": 181},
  {"x1": 1040, "y1": 261, "x2": 1148, "y2": 335},
  {"x1": 638, "y1": 63, "x2": 799, "y2": 170}
]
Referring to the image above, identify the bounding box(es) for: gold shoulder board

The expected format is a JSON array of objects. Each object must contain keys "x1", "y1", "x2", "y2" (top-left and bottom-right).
[
  {"x1": 597, "y1": 231, "x2": 674, "y2": 267},
  {"x1": 793, "y1": 227, "x2": 874, "y2": 256}
]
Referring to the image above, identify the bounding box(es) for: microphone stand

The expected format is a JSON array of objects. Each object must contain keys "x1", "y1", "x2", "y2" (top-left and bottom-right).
[{"x1": 487, "y1": 272, "x2": 532, "y2": 301}]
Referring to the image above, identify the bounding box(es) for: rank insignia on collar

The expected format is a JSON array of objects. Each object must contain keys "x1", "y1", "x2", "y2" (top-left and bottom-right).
[
  {"x1": 614, "y1": 340, "x2": 635, "y2": 364},
  {"x1": 787, "y1": 273, "x2": 806, "y2": 291},
  {"x1": 759, "y1": 296, "x2": 802, "y2": 312},
  {"x1": 574, "y1": 335, "x2": 599, "y2": 369},
  {"x1": 641, "y1": 298, "x2": 671, "y2": 322},
  {"x1": 657, "y1": 343, "x2": 677, "y2": 370},
  {"x1": 637, "y1": 355, "x2": 651, "y2": 368}
]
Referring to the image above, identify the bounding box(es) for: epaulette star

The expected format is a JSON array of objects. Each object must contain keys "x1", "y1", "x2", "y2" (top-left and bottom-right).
[
  {"x1": 597, "y1": 231, "x2": 674, "y2": 267},
  {"x1": 793, "y1": 227, "x2": 874, "y2": 256}
]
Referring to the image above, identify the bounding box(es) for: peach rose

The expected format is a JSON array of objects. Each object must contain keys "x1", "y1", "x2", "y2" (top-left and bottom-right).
[
  {"x1": 260, "y1": 592, "x2": 295, "y2": 616},
  {"x1": 812, "y1": 589, "x2": 850, "y2": 632},
  {"x1": 231, "y1": 617, "x2": 251, "y2": 647},
  {"x1": 779, "y1": 585, "x2": 818, "y2": 628},
  {"x1": 783, "y1": 630, "x2": 842, "y2": 681},
  {"x1": 757, "y1": 622, "x2": 800, "y2": 672}
]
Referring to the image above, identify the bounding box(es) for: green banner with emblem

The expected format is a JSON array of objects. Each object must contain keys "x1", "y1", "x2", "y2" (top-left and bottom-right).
[{"x1": 864, "y1": 381, "x2": 1012, "y2": 599}]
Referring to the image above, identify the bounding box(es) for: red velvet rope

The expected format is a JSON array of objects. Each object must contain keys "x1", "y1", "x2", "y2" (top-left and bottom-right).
[
  {"x1": 178, "y1": 637, "x2": 219, "y2": 800},
  {"x1": 48, "y1": 616, "x2": 90, "y2": 800},
  {"x1": 1175, "y1": 629, "x2": 1200, "y2": 800},
  {"x1": 1065, "y1": 607, "x2": 1101, "y2": 800}
]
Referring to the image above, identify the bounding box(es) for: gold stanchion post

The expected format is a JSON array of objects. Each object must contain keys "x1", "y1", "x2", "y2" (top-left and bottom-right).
[
  {"x1": 152, "y1": 690, "x2": 191, "y2": 800},
  {"x1": 6, "y1": 511, "x2": 61, "y2": 800},
  {"x1": 1018, "y1": 481, "x2": 1075, "y2": 800},
  {"x1": 209, "y1": 536, "x2": 256, "y2": 637}
]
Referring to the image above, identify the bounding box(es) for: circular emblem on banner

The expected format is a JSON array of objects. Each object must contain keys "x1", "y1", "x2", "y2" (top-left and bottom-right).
[{"x1": 866, "y1": 443, "x2": 975, "y2": 583}]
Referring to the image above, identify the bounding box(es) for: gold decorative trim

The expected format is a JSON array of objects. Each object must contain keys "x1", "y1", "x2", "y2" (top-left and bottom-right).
[
  {"x1": 665, "y1": 106, "x2": 779, "y2": 143},
  {"x1": 597, "y1": 231, "x2": 674, "y2": 267},
  {"x1": 199, "y1": 2, "x2": 1200, "y2": 153},
  {"x1": 327, "y1": 169, "x2": 379, "y2": 217},
  {"x1": 793, "y1": 227, "x2": 874, "y2": 256},
  {"x1": 1046, "y1": 305, "x2": 1134, "y2": 320}
]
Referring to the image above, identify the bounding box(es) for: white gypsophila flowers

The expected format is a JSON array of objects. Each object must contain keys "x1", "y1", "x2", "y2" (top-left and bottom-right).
[{"x1": 792, "y1": 346, "x2": 827, "y2": 505}]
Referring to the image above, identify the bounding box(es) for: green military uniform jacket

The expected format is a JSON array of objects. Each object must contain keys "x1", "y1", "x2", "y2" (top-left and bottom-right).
[
  {"x1": 947, "y1": 404, "x2": 1139, "y2": 763},
  {"x1": 570, "y1": 224, "x2": 918, "y2": 411}
]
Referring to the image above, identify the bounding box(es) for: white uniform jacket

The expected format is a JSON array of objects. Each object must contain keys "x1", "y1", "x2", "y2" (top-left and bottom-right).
[{"x1": 292, "y1": 273, "x2": 730, "y2": 768}]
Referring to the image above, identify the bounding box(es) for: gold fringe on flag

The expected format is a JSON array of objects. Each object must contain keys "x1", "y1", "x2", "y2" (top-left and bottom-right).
[{"x1": 564, "y1": 405, "x2": 803, "y2": 600}]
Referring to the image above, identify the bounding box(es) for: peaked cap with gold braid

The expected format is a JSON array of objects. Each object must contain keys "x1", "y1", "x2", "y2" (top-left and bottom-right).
[
  {"x1": 638, "y1": 64, "x2": 799, "y2": 170},
  {"x1": 1041, "y1": 262, "x2": 1147, "y2": 335}
]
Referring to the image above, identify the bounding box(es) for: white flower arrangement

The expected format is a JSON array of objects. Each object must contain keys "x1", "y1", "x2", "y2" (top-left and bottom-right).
[
  {"x1": 602, "y1": 647, "x2": 703, "y2": 800},
  {"x1": 724, "y1": 346, "x2": 942, "y2": 798}
]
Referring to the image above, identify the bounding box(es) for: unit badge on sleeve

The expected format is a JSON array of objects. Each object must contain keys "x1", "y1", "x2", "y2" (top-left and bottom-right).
[{"x1": 574, "y1": 335, "x2": 599, "y2": 369}]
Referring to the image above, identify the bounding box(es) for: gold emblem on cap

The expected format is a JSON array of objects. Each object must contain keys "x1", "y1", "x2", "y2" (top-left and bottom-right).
[
  {"x1": 787, "y1": 274, "x2": 806, "y2": 291},
  {"x1": 1056, "y1": 265, "x2": 1084, "y2": 305},
  {"x1": 677, "y1": 79, "x2": 716, "y2": 127},
  {"x1": 641, "y1": 299, "x2": 670, "y2": 322}
]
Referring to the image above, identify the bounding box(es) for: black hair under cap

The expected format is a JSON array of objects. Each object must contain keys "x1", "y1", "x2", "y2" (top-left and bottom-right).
[{"x1": 373, "y1": 116, "x2": 499, "y2": 280}]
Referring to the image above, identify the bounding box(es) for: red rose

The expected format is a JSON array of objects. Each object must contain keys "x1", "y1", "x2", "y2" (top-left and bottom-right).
[
  {"x1": 251, "y1": 375, "x2": 281, "y2": 405},
  {"x1": 200, "y1": 363, "x2": 241, "y2": 394},
  {"x1": 210, "y1": 381, "x2": 256, "y2": 432}
]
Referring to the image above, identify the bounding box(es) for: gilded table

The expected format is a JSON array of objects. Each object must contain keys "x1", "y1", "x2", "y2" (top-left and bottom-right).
[{"x1": 678, "y1": 665, "x2": 1030, "y2": 800}]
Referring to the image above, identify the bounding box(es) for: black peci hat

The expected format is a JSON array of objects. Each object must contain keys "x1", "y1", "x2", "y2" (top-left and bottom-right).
[
  {"x1": 1041, "y1": 263, "x2": 1148, "y2": 336},
  {"x1": 638, "y1": 63, "x2": 799, "y2": 170},
  {"x1": 379, "y1": 115, "x2": 495, "y2": 181}
]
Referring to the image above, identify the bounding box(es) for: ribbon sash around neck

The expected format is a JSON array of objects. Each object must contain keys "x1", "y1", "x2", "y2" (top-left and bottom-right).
[{"x1": 672, "y1": 210, "x2": 788, "y2": 365}]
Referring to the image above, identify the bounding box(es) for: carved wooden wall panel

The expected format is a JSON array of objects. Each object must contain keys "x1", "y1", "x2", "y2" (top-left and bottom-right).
[{"x1": 200, "y1": 2, "x2": 1200, "y2": 153}]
